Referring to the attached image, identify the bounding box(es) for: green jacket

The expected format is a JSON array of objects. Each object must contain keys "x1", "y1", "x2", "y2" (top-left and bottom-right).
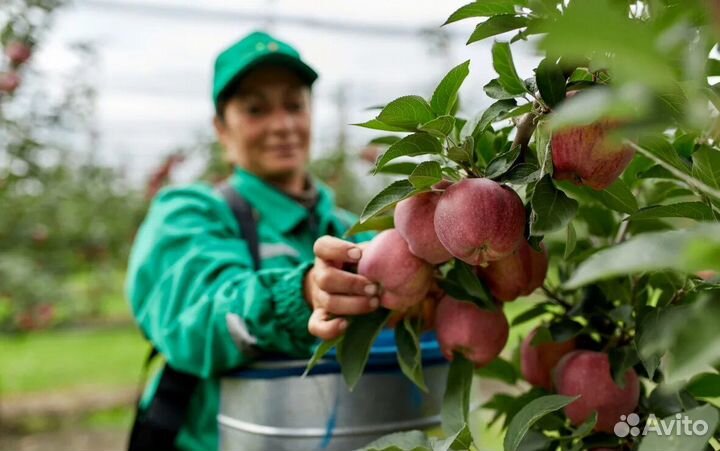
[{"x1": 126, "y1": 167, "x2": 371, "y2": 451}]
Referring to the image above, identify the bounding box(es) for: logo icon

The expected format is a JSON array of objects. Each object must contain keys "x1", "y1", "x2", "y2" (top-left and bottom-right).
[{"x1": 614, "y1": 413, "x2": 642, "y2": 438}]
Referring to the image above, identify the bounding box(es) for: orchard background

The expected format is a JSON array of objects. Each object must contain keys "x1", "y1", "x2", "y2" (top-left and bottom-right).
[{"x1": 2, "y1": 0, "x2": 720, "y2": 450}]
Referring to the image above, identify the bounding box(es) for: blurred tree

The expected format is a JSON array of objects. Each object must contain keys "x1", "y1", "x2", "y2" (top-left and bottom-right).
[{"x1": 0, "y1": 1, "x2": 147, "y2": 332}]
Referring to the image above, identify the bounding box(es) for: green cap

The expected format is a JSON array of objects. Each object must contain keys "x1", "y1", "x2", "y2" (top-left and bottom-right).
[{"x1": 212, "y1": 31, "x2": 318, "y2": 108}]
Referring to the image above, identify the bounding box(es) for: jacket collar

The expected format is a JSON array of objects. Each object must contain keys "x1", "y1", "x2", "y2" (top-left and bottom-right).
[{"x1": 229, "y1": 167, "x2": 335, "y2": 235}]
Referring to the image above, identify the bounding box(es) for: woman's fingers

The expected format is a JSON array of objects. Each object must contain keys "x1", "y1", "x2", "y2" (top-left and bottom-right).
[
  {"x1": 312, "y1": 264, "x2": 378, "y2": 297},
  {"x1": 308, "y1": 308, "x2": 347, "y2": 340},
  {"x1": 314, "y1": 290, "x2": 379, "y2": 316},
  {"x1": 313, "y1": 235, "x2": 363, "y2": 265}
]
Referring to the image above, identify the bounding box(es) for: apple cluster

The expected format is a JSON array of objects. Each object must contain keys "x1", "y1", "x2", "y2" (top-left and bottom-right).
[
  {"x1": 357, "y1": 131, "x2": 639, "y2": 433},
  {"x1": 520, "y1": 329, "x2": 640, "y2": 433},
  {"x1": 1, "y1": 40, "x2": 33, "y2": 95},
  {"x1": 357, "y1": 177, "x2": 548, "y2": 369}
]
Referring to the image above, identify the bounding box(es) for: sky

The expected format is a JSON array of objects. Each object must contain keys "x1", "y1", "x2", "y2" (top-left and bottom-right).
[{"x1": 33, "y1": 0, "x2": 541, "y2": 184}]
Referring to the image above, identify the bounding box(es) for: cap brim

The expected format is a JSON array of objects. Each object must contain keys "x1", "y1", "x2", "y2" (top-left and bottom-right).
[{"x1": 218, "y1": 53, "x2": 318, "y2": 102}]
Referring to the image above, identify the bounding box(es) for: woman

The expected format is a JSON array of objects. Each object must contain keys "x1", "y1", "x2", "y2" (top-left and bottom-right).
[{"x1": 125, "y1": 31, "x2": 379, "y2": 451}]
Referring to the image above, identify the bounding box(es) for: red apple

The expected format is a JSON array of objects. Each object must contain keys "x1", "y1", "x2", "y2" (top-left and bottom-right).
[
  {"x1": 395, "y1": 185, "x2": 453, "y2": 264},
  {"x1": 520, "y1": 328, "x2": 576, "y2": 391},
  {"x1": 0, "y1": 72, "x2": 21, "y2": 94},
  {"x1": 5, "y1": 41, "x2": 32, "y2": 66},
  {"x1": 554, "y1": 351, "x2": 640, "y2": 433},
  {"x1": 434, "y1": 178, "x2": 526, "y2": 266},
  {"x1": 477, "y1": 241, "x2": 548, "y2": 302},
  {"x1": 358, "y1": 229, "x2": 434, "y2": 311},
  {"x1": 435, "y1": 294, "x2": 509, "y2": 368}
]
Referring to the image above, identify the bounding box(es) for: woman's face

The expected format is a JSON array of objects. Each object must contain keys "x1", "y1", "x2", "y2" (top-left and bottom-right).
[{"x1": 214, "y1": 65, "x2": 312, "y2": 181}]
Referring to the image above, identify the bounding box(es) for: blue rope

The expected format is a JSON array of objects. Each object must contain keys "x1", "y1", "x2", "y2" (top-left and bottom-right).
[{"x1": 319, "y1": 383, "x2": 341, "y2": 449}]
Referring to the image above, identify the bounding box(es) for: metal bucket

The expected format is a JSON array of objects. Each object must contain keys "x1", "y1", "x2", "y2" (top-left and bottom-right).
[{"x1": 218, "y1": 330, "x2": 448, "y2": 451}]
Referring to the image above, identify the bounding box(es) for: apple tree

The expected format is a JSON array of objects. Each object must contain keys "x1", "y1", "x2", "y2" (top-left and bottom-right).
[{"x1": 306, "y1": 1, "x2": 720, "y2": 450}]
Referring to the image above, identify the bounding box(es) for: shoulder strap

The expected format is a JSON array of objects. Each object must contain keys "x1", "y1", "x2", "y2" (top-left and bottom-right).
[
  {"x1": 218, "y1": 182, "x2": 261, "y2": 271},
  {"x1": 128, "y1": 182, "x2": 263, "y2": 451}
]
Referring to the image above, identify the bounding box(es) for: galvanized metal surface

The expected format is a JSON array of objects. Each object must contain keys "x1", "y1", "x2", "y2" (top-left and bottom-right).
[{"x1": 218, "y1": 362, "x2": 448, "y2": 451}]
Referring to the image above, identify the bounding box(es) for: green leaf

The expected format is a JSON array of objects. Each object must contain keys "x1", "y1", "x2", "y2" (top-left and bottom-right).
[
  {"x1": 419, "y1": 116, "x2": 456, "y2": 138},
  {"x1": 370, "y1": 135, "x2": 403, "y2": 146},
  {"x1": 637, "y1": 135, "x2": 691, "y2": 175},
  {"x1": 355, "y1": 118, "x2": 409, "y2": 132},
  {"x1": 336, "y1": 309, "x2": 392, "y2": 390},
  {"x1": 568, "y1": 411, "x2": 597, "y2": 439},
  {"x1": 395, "y1": 317, "x2": 428, "y2": 392},
  {"x1": 359, "y1": 430, "x2": 431, "y2": 451},
  {"x1": 431, "y1": 61, "x2": 470, "y2": 116},
  {"x1": 530, "y1": 176, "x2": 579, "y2": 236},
  {"x1": 467, "y1": 15, "x2": 529, "y2": 44},
  {"x1": 473, "y1": 99, "x2": 517, "y2": 134},
  {"x1": 511, "y1": 303, "x2": 550, "y2": 326},
  {"x1": 484, "y1": 79, "x2": 519, "y2": 100},
  {"x1": 547, "y1": 85, "x2": 651, "y2": 131},
  {"x1": 564, "y1": 224, "x2": 720, "y2": 289},
  {"x1": 686, "y1": 373, "x2": 720, "y2": 398},
  {"x1": 663, "y1": 296, "x2": 720, "y2": 384},
  {"x1": 503, "y1": 395, "x2": 579, "y2": 451},
  {"x1": 692, "y1": 146, "x2": 720, "y2": 207},
  {"x1": 627, "y1": 202, "x2": 714, "y2": 222},
  {"x1": 486, "y1": 143, "x2": 522, "y2": 179},
  {"x1": 497, "y1": 102, "x2": 534, "y2": 121},
  {"x1": 303, "y1": 336, "x2": 342, "y2": 377},
  {"x1": 539, "y1": 0, "x2": 674, "y2": 89},
  {"x1": 345, "y1": 215, "x2": 394, "y2": 238},
  {"x1": 375, "y1": 133, "x2": 443, "y2": 171},
  {"x1": 408, "y1": 161, "x2": 443, "y2": 189},
  {"x1": 638, "y1": 404, "x2": 719, "y2": 451},
  {"x1": 442, "y1": 354, "x2": 474, "y2": 436},
  {"x1": 447, "y1": 139, "x2": 473, "y2": 164},
  {"x1": 587, "y1": 178, "x2": 638, "y2": 214},
  {"x1": 535, "y1": 57, "x2": 566, "y2": 108},
  {"x1": 492, "y1": 41, "x2": 527, "y2": 96},
  {"x1": 707, "y1": 58, "x2": 720, "y2": 77},
  {"x1": 475, "y1": 357, "x2": 518, "y2": 384},
  {"x1": 444, "y1": 0, "x2": 519, "y2": 24},
  {"x1": 501, "y1": 163, "x2": 541, "y2": 185},
  {"x1": 375, "y1": 162, "x2": 421, "y2": 176},
  {"x1": 360, "y1": 180, "x2": 417, "y2": 223},
  {"x1": 454, "y1": 260, "x2": 494, "y2": 308},
  {"x1": 637, "y1": 164, "x2": 680, "y2": 180},
  {"x1": 430, "y1": 424, "x2": 473, "y2": 451},
  {"x1": 377, "y1": 96, "x2": 435, "y2": 130},
  {"x1": 564, "y1": 222, "x2": 577, "y2": 259}
]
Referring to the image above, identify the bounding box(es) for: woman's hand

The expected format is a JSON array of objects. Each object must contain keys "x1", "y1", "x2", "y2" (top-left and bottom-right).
[{"x1": 305, "y1": 236, "x2": 379, "y2": 340}]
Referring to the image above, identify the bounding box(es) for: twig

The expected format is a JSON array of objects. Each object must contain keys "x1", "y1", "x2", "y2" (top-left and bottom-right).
[
  {"x1": 626, "y1": 140, "x2": 720, "y2": 206},
  {"x1": 512, "y1": 112, "x2": 539, "y2": 164},
  {"x1": 542, "y1": 285, "x2": 572, "y2": 309},
  {"x1": 614, "y1": 219, "x2": 631, "y2": 244}
]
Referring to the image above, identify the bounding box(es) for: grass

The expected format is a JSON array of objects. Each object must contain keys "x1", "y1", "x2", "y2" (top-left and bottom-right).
[{"x1": 0, "y1": 326, "x2": 147, "y2": 395}]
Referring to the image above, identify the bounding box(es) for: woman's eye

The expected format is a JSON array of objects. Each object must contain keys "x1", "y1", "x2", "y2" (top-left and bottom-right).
[
  {"x1": 286, "y1": 101, "x2": 304, "y2": 113},
  {"x1": 246, "y1": 105, "x2": 265, "y2": 116}
]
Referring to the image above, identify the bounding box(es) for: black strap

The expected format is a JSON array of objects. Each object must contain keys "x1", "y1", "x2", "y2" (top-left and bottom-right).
[
  {"x1": 127, "y1": 182, "x2": 259, "y2": 451},
  {"x1": 218, "y1": 182, "x2": 261, "y2": 271}
]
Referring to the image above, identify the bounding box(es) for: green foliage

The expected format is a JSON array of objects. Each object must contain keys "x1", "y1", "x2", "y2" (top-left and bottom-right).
[{"x1": 315, "y1": 1, "x2": 720, "y2": 449}]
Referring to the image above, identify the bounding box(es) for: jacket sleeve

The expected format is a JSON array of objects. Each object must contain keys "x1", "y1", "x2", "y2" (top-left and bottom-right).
[{"x1": 125, "y1": 185, "x2": 316, "y2": 378}]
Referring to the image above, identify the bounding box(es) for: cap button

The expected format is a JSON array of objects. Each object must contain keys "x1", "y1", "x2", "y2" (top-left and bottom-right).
[
  {"x1": 255, "y1": 42, "x2": 265, "y2": 51},
  {"x1": 267, "y1": 42, "x2": 279, "y2": 52}
]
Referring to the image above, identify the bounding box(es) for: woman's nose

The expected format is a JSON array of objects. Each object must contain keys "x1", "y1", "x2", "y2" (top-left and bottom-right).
[{"x1": 268, "y1": 108, "x2": 295, "y2": 133}]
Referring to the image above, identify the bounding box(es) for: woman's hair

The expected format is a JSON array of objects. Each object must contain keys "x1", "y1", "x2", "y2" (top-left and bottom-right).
[{"x1": 214, "y1": 63, "x2": 313, "y2": 121}]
